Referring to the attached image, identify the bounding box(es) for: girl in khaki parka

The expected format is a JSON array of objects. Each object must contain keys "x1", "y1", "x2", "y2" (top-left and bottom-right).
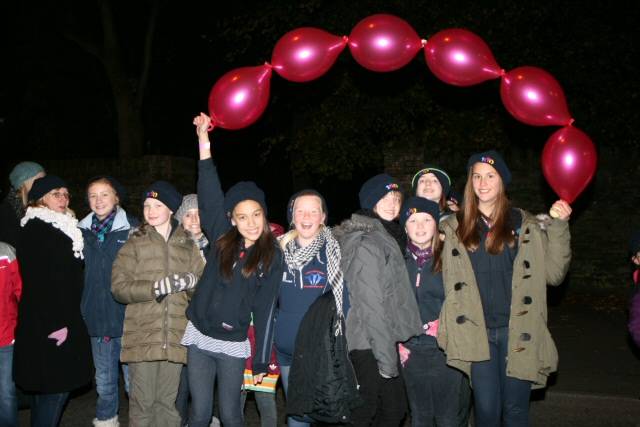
[
  {"x1": 437, "y1": 150, "x2": 571, "y2": 426},
  {"x1": 112, "y1": 181, "x2": 204, "y2": 427}
]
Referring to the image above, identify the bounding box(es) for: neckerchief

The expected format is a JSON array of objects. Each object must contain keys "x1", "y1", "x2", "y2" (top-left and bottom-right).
[
  {"x1": 407, "y1": 240, "x2": 433, "y2": 269},
  {"x1": 91, "y1": 209, "x2": 117, "y2": 243},
  {"x1": 280, "y1": 226, "x2": 344, "y2": 320}
]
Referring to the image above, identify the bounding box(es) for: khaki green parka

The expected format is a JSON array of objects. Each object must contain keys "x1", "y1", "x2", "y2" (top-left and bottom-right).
[
  {"x1": 437, "y1": 210, "x2": 571, "y2": 389},
  {"x1": 111, "y1": 224, "x2": 204, "y2": 364}
]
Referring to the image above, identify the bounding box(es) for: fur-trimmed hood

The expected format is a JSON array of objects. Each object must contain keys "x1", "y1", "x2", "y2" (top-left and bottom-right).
[{"x1": 332, "y1": 213, "x2": 384, "y2": 242}]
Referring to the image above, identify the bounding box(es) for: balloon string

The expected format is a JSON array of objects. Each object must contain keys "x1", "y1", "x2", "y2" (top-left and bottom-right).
[{"x1": 421, "y1": 39, "x2": 427, "y2": 48}]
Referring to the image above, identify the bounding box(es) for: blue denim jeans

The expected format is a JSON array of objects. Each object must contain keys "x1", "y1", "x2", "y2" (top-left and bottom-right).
[
  {"x1": 29, "y1": 392, "x2": 70, "y2": 427},
  {"x1": 187, "y1": 345, "x2": 245, "y2": 427},
  {"x1": 91, "y1": 337, "x2": 128, "y2": 421},
  {"x1": 402, "y1": 339, "x2": 469, "y2": 427},
  {"x1": 471, "y1": 326, "x2": 532, "y2": 427},
  {"x1": 280, "y1": 365, "x2": 312, "y2": 427},
  {"x1": 241, "y1": 390, "x2": 277, "y2": 427},
  {"x1": 0, "y1": 344, "x2": 17, "y2": 427}
]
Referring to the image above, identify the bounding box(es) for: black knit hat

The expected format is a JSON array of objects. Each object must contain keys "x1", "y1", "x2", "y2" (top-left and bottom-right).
[
  {"x1": 28, "y1": 175, "x2": 68, "y2": 202},
  {"x1": 400, "y1": 197, "x2": 441, "y2": 228},
  {"x1": 142, "y1": 181, "x2": 182, "y2": 213},
  {"x1": 466, "y1": 150, "x2": 512, "y2": 185},
  {"x1": 223, "y1": 181, "x2": 267, "y2": 219},
  {"x1": 411, "y1": 165, "x2": 451, "y2": 197},
  {"x1": 286, "y1": 189, "x2": 328, "y2": 225},
  {"x1": 87, "y1": 175, "x2": 128, "y2": 205},
  {"x1": 359, "y1": 173, "x2": 401, "y2": 210}
]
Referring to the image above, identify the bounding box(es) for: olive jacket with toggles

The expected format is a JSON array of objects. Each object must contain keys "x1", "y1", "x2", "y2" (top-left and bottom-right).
[{"x1": 436, "y1": 211, "x2": 571, "y2": 389}]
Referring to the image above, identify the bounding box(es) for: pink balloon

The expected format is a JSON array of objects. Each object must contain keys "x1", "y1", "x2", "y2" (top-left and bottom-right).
[
  {"x1": 208, "y1": 65, "x2": 272, "y2": 130},
  {"x1": 424, "y1": 28, "x2": 502, "y2": 86},
  {"x1": 348, "y1": 14, "x2": 422, "y2": 72},
  {"x1": 541, "y1": 126, "x2": 597, "y2": 203},
  {"x1": 500, "y1": 66, "x2": 572, "y2": 126},
  {"x1": 271, "y1": 27, "x2": 347, "y2": 82}
]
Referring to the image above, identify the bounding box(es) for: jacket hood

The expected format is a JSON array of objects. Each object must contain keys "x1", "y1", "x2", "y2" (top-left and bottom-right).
[{"x1": 332, "y1": 213, "x2": 384, "y2": 242}]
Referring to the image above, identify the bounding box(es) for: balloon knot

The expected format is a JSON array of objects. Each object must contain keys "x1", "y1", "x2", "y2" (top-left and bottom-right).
[
  {"x1": 500, "y1": 69, "x2": 506, "y2": 76},
  {"x1": 207, "y1": 122, "x2": 215, "y2": 132},
  {"x1": 568, "y1": 118, "x2": 575, "y2": 126},
  {"x1": 264, "y1": 62, "x2": 273, "y2": 69},
  {"x1": 342, "y1": 35, "x2": 349, "y2": 43},
  {"x1": 421, "y1": 39, "x2": 427, "y2": 47}
]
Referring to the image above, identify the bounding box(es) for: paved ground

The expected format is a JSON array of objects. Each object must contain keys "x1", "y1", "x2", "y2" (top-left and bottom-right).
[{"x1": 17, "y1": 291, "x2": 640, "y2": 426}]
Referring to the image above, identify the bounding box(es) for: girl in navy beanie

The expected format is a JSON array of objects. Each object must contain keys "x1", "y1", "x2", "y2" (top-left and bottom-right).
[{"x1": 181, "y1": 113, "x2": 283, "y2": 427}]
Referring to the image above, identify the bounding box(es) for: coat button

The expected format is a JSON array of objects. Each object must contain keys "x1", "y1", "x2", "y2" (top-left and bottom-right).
[
  {"x1": 456, "y1": 315, "x2": 466, "y2": 324},
  {"x1": 452, "y1": 249, "x2": 460, "y2": 256},
  {"x1": 523, "y1": 296, "x2": 532, "y2": 304},
  {"x1": 454, "y1": 282, "x2": 465, "y2": 291},
  {"x1": 520, "y1": 333, "x2": 531, "y2": 341},
  {"x1": 523, "y1": 260, "x2": 530, "y2": 269}
]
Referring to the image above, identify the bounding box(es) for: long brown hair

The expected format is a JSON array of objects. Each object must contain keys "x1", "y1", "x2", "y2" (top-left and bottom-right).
[
  {"x1": 432, "y1": 231, "x2": 444, "y2": 273},
  {"x1": 217, "y1": 216, "x2": 277, "y2": 281},
  {"x1": 456, "y1": 168, "x2": 515, "y2": 254}
]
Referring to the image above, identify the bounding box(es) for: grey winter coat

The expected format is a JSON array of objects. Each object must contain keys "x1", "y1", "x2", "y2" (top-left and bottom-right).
[
  {"x1": 437, "y1": 211, "x2": 571, "y2": 388},
  {"x1": 334, "y1": 214, "x2": 423, "y2": 377}
]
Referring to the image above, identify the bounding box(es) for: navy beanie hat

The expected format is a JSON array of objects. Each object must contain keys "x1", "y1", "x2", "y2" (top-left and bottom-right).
[
  {"x1": 223, "y1": 181, "x2": 267, "y2": 219},
  {"x1": 142, "y1": 181, "x2": 182, "y2": 213},
  {"x1": 28, "y1": 175, "x2": 68, "y2": 202},
  {"x1": 411, "y1": 165, "x2": 451, "y2": 197},
  {"x1": 400, "y1": 197, "x2": 441, "y2": 228},
  {"x1": 359, "y1": 173, "x2": 401, "y2": 210},
  {"x1": 466, "y1": 150, "x2": 511, "y2": 185},
  {"x1": 88, "y1": 175, "x2": 128, "y2": 205},
  {"x1": 286, "y1": 189, "x2": 328, "y2": 225}
]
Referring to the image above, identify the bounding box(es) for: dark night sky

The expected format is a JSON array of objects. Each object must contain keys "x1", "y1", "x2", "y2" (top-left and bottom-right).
[{"x1": 1, "y1": 0, "x2": 638, "y2": 223}]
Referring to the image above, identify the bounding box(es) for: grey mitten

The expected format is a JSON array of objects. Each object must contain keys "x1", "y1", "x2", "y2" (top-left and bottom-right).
[{"x1": 153, "y1": 272, "x2": 197, "y2": 298}]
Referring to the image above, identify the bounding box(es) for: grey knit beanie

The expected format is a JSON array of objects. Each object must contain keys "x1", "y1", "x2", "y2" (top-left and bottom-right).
[{"x1": 175, "y1": 194, "x2": 199, "y2": 224}]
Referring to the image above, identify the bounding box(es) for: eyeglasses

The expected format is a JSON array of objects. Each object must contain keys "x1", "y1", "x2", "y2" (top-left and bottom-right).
[{"x1": 49, "y1": 191, "x2": 71, "y2": 200}]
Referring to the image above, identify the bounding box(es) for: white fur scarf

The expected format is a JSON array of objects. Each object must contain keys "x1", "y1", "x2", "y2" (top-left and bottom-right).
[{"x1": 21, "y1": 207, "x2": 84, "y2": 259}]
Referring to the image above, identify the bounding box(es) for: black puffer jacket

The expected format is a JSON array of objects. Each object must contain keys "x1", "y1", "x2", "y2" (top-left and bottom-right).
[{"x1": 287, "y1": 292, "x2": 361, "y2": 424}]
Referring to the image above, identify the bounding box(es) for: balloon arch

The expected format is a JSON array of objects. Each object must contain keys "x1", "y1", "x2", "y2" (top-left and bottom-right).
[{"x1": 207, "y1": 14, "x2": 597, "y2": 204}]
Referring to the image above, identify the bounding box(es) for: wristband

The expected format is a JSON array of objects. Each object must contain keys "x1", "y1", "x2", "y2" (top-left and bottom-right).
[{"x1": 199, "y1": 141, "x2": 211, "y2": 149}]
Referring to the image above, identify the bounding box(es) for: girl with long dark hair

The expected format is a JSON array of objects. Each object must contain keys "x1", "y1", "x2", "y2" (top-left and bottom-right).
[{"x1": 183, "y1": 113, "x2": 283, "y2": 427}]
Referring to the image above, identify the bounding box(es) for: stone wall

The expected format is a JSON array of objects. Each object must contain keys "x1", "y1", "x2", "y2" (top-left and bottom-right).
[{"x1": 385, "y1": 146, "x2": 640, "y2": 293}]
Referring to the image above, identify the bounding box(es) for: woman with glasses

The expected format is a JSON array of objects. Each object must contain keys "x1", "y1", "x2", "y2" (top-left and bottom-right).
[{"x1": 13, "y1": 175, "x2": 92, "y2": 426}]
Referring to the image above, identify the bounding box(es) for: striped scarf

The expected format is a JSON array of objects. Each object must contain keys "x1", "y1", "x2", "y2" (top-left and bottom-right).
[
  {"x1": 91, "y1": 209, "x2": 116, "y2": 243},
  {"x1": 281, "y1": 226, "x2": 345, "y2": 322}
]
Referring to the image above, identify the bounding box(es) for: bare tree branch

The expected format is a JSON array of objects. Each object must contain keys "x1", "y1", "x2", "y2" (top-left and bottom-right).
[{"x1": 136, "y1": 0, "x2": 159, "y2": 110}]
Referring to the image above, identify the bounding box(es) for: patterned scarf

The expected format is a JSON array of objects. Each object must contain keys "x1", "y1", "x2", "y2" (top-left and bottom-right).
[
  {"x1": 91, "y1": 209, "x2": 117, "y2": 243},
  {"x1": 281, "y1": 226, "x2": 345, "y2": 321},
  {"x1": 406, "y1": 240, "x2": 433, "y2": 269}
]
